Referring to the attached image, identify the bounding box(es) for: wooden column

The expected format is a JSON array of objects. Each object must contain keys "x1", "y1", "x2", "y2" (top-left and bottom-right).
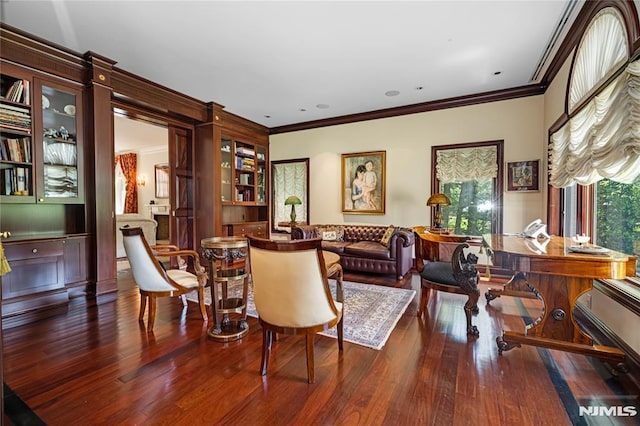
[{"x1": 84, "y1": 52, "x2": 118, "y2": 296}]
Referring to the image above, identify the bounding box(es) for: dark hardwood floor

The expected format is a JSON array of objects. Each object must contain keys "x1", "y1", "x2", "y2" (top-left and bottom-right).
[{"x1": 2, "y1": 266, "x2": 637, "y2": 425}]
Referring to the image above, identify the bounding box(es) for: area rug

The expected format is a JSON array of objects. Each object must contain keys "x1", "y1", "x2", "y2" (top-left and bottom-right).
[{"x1": 186, "y1": 281, "x2": 415, "y2": 350}]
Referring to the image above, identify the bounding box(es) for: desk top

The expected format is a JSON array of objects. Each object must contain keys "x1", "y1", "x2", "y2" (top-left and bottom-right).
[{"x1": 484, "y1": 234, "x2": 636, "y2": 279}]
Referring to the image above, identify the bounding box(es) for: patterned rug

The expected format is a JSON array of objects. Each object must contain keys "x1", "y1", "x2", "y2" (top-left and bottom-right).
[{"x1": 186, "y1": 280, "x2": 415, "y2": 350}]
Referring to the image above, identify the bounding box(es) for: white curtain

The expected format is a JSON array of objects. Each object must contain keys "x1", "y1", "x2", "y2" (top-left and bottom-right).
[
  {"x1": 550, "y1": 6, "x2": 640, "y2": 188},
  {"x1": 273, "y1": 161, "x2": 307, "y2": 226},
  {"x1": 569, "y1": 7, "x2": 628, "y2": 113},
  {"x1": 550, "y1": 60, "x2": 640, "y2": 187},
  {"x1": 436, "y1": 146, "x2": 497, "y2": 183}
]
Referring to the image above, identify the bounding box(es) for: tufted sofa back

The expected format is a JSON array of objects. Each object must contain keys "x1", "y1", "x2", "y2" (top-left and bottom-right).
[{"x1": 341, "y1": 225, "x2": 388, "y2": 242}]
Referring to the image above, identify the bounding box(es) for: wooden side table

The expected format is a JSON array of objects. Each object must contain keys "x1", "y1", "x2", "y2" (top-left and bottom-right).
[{"x1": 201, "y1": 236, "x2": 250, "y2": 342}]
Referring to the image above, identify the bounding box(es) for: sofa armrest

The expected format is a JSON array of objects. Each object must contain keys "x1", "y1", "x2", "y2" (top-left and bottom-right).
[
  {"x1": 390, "y1": 227, "x2": 415, "y2": 248},
  {"x1": 291, "y1": 225, "x2": 316, "y2": 240}
]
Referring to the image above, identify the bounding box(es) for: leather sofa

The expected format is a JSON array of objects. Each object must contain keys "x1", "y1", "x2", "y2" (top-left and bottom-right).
[{"x1": 291, "y1": 224, "x2": 415, "y2": 279}]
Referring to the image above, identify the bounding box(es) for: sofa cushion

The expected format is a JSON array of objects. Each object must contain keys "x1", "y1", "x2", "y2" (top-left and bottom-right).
[
  {"x1": 380, "y1": 225, "x2": 396, "y2": 247},
  {"x1": 321, "y1": 240, "x2": 351, "y2": 254},
  {"x1": 420, "y1": 261, "x2": 458, "y2": 286},
  {"x1": 343, "y1": 241, "x2": 390, "y2": 260},
  {"x1": 316, "y1": 225, "x2": 345, "y2": 241}
]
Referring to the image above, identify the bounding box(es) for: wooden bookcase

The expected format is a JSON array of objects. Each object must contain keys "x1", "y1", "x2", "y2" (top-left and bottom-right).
[
  {"x1": 195, "y1": 106, "x2": 269, "y2": 244},
  {"x1": 0, "y1": 60, "x2": 89, "y2": 325}
]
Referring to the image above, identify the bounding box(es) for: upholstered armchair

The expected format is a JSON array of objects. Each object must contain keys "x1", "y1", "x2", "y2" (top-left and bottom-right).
[
  {"x1": 413, "y1": 227, "x2": 481, "y2": 336},
  {"x1": 247, "y1": 236, "x2": 344, "y2": 383},
  {"x1": 121, "y1": 226, "x2": 208, "y2": 331}
]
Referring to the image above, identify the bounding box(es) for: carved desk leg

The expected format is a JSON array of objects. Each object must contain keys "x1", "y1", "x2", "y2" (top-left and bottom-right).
[
  {"x1": 495, "y1": 272, "x2": 625, "y2": 364},
  {"x1": 485, "y1": 271, "x2": 535, "y2": 303}
]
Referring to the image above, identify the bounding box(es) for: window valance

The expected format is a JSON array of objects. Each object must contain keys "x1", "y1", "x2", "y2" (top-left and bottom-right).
[
  {"x1": 569, "y1": 7, "x2": 628, "y2": 113},
  {"x1": 549, "y1": 60, "x2": 640, "y2": 187},
  {"x1": 436, "y1": 146, "x2": 497, "y2": 183}
]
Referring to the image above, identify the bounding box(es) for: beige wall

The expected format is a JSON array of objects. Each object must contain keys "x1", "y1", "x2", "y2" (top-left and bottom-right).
[{"x1": 270, "y1": 95, "x2": 546, "y2": 232}]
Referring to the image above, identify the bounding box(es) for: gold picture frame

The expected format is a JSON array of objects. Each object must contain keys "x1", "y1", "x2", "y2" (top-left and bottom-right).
[{"x1": 341, "y1": 150, "x2": 386, "y2": 214}]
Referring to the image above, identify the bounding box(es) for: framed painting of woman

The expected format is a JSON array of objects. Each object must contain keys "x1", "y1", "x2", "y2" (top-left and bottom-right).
[{"x1": 341, "y1": 151, "x2": 385, "y2": 214}]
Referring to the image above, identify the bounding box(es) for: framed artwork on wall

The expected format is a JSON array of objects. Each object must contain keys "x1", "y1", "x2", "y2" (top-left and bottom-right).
[
  {"x1": 341, "y1": 150, "x2": 386, "y2": 214},
  {"x1": 155, "y1": 163, "x2": 169, "y2": 198},
  {"x1": 506, "y1": 160, "x2": 539, "y2": 192}
]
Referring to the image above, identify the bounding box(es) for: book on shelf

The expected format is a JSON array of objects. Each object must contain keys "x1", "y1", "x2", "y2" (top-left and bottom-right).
[
  {"x1": 16, "y1": 167, "x2": 25, "y2": 192},
  {"x1": 0, "y1": 103, "x2": 30, "y2": 114},
  {"x1": 1, "y1": 137, "x2": 31, "y2": 162},
  {"x1": 235, "y1": 147, "x2": 255, "y2": 157},
  {"x1": 2, "y1": 167, "x2": 29, "y2": 195},
  {"x1": 236, "y1": 156, "x2": 255, "y2": 170},
  {"x1": 3, "y1": 80, "x2": 29, "y2": 104}
]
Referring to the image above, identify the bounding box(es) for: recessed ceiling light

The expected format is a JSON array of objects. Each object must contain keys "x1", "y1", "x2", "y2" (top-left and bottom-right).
[
  {"x1": 385, "y1": 90, "x2": 400, "y2": 97},
  {"x1": 316, "y1": 103, "x2": 330, "y2": 109}
]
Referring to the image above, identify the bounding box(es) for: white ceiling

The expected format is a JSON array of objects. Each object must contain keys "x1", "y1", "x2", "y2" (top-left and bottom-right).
[{"x1": 1, "y1": 0, "x2": 583, "y2": 128}]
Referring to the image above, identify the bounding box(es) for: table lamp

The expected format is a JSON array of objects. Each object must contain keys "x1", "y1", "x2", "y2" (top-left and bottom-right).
[
  {"x1": 427, "y1": 193, "x2": 451, "y2": 229},
  {"x1": 284, "y1": 195, "x2": 302, "y2": 223}
]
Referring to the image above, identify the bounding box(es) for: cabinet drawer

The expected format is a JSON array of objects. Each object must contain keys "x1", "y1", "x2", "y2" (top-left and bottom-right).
[
  {"x1": 228, "y1": 222, "x2": 267, "y2": 238},
  {"x1": 4, "y1": 240, "x2": 65, "y2": 261},
  {"x1": 2, "y1": 240, "x2": 66, "y2": 299}
]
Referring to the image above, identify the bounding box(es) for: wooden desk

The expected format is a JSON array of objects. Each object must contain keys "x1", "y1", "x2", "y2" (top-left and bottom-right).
[{"x1": 484, "y1": 234, "x2": 637, "y2": 366}]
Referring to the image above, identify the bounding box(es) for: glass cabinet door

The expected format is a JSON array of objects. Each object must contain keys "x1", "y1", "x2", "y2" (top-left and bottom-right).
[
  {"x1": 256, "y1": 145, "x2": 266, "y2": 204},
  {"x1": 221, "y1": 137, "x2": 232, "y2": 203},
  {"x1": 39, "y1": 83, "x2": 83, "y2": 203}
]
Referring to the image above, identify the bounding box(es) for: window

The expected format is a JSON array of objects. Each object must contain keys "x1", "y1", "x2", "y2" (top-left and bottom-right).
[
  {"x1": 432, "y1": 141, "x2": 503, "y2": 235},
  {"x1": 271, "y1": 158, "x2": 309, "y2": 231},
  {"x1": 595, "y1": 177, "x2": 640, "y2": 275},
  {"x1": 550, "y1": 6, "x2": 640, "y2": 276}
]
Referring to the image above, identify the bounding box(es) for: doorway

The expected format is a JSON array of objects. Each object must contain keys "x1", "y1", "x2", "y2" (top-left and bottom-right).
[{"x1": 113, "y1": 114, "x2": 169, "y2": 246}]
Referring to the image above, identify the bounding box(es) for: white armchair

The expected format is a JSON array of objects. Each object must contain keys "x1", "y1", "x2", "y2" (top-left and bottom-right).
[
  {"x1": 247, "y1": 237, "x2": 344, "y2": 383},
  {"x1": 121, "y1": 226, "x2": 208, "y2": 332}
]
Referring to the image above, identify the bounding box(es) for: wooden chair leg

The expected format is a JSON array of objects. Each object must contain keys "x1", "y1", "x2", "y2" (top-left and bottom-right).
[
  {"x1": 306, "y1": 331, "x2": 315, "y2": 384},
  {"x1": 139, "y1": 293, "x2": 147, "y2": 322},
  {"x1": 197, "y1": 287, "x2": 208, "y2": 321},
  {"x1": 337, "y1": 314, "x2": 344, "y2": 351},
  {"x1": 464, "y1": 289, "x2": 480, "y2": 336},
  {"x1": 260, "y1": 328, "x2": 272, "y2": 376},
  {"x1": 147, "y1": 295, "x2": 157, "y2": 331},
  {"x1": 418, "y1": 284, "x2": 430, "y2": 317}
]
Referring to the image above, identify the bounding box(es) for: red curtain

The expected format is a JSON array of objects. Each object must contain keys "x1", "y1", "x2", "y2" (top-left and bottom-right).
[{"x1": 116, "y1": 153, "x2": 138, "y2": 213}]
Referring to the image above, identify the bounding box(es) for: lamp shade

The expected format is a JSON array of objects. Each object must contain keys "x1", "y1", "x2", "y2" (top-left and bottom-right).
[
  {"x1": 284, "y1": 195, "x2": 302, "y2": 205},
  {"x1": 426, "y1": 193, "x2": 451, "y2": 206}
]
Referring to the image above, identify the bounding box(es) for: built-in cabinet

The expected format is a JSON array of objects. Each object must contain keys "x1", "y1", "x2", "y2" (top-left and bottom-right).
[
  {"x1": 222, "y1": 137, "x2": 267, "y2": 205},
  {"x1": 195, "y1": 106, "x2": 269, "y2": 244},
  {"x1": 0, "y1": 61, "x2": 89, "y2": 325}
]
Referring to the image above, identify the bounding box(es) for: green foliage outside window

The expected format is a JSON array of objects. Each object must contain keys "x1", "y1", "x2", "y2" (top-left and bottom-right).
[
  {"x1": 440, "y1": 179, "x2": 493, "y2": 236},
  {"x1": 595, "y1": 177, "x2": 640, "y2": 270}
]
